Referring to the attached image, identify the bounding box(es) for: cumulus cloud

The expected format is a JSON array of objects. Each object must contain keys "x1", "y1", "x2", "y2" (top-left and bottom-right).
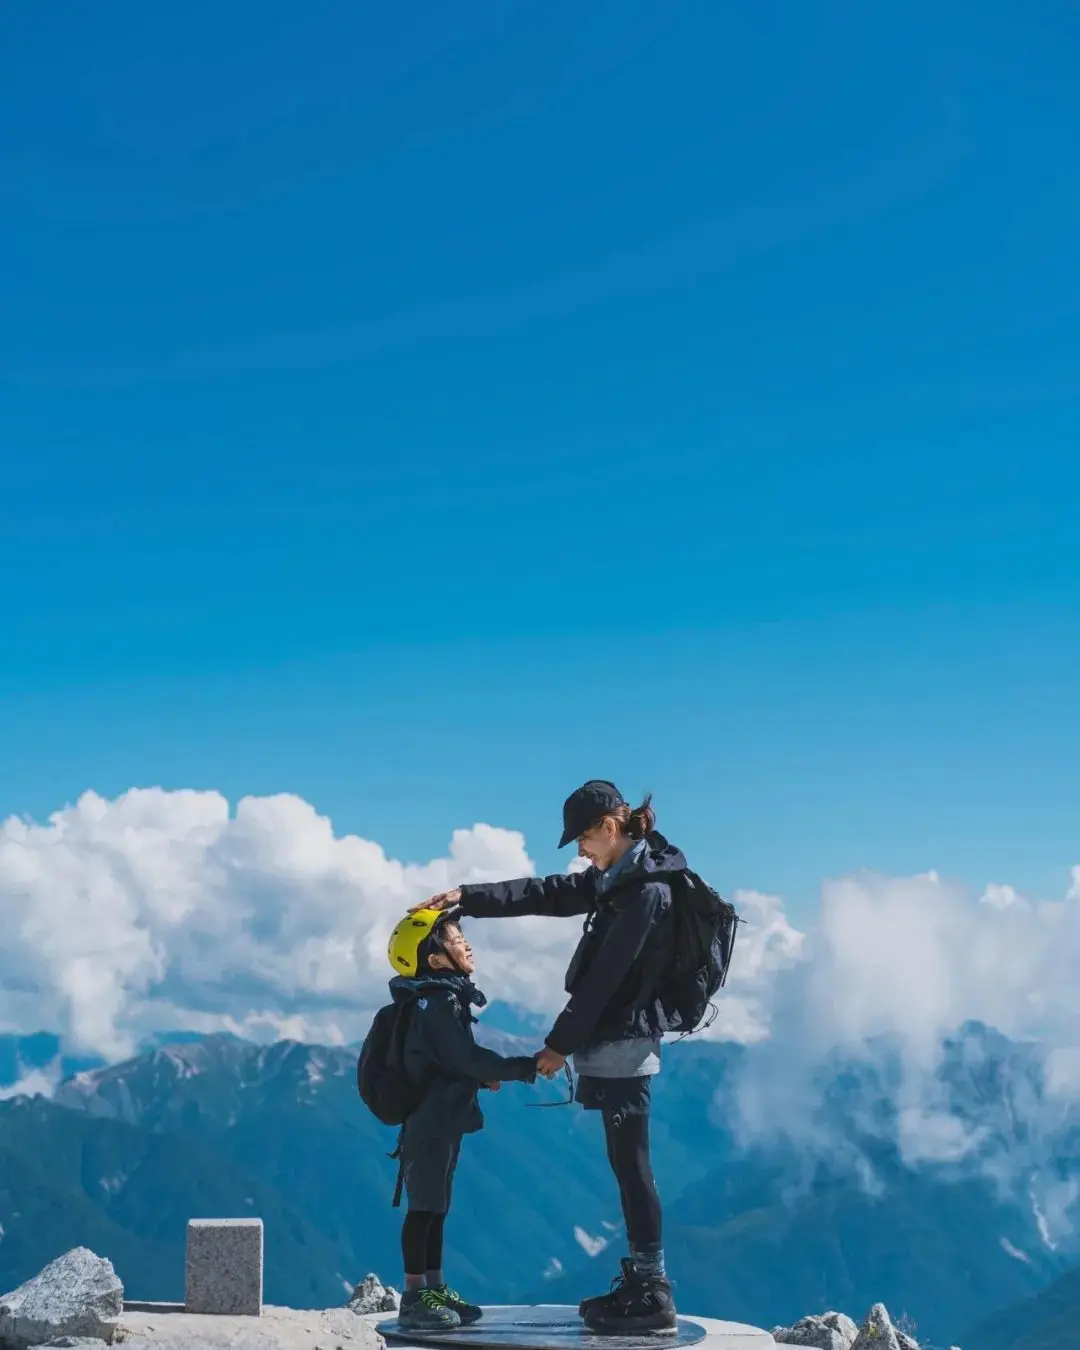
[
  {"x1": 704, "y1": 888, "x2": 806, "y2": 1044},
  {"x1": 723, "y1": 865, "x2": 1080, "y2": 1228},
  {"x1": 0, "y1": 1063, "x2": 65, "y2": 1103},
  {"x1": 4, "y1": 785, "x2": 1080, "y2": 1222},
  {"x1": 0, "y1": 788, "x2": 574, "y2": 1060}
]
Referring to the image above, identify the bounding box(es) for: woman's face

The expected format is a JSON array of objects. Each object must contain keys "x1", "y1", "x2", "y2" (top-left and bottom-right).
[{"x1": 576, "y1": 816, "x2": 625, "y2": 871}]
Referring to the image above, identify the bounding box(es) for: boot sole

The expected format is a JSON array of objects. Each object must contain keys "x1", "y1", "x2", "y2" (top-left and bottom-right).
[{"x1": 582, "y1": 1315, "x2": 678, "y2": 1336}]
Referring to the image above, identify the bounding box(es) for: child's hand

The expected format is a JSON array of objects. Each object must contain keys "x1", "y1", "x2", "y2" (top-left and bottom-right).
[
  {"x1": 410, "y1": 888, "x2": 461, "y2": 915},
  {"x1": 482, "y1": 1081, "x2": 501, "y2": 1092},
  {"x1": 536, "y1": 1047, "x2": 567, "y2": 1080}
]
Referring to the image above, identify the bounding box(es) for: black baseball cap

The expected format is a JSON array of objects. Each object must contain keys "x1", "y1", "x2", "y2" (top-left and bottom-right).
[{"x1": 558, "y1": 780, "x2": 627, "y2": 848}]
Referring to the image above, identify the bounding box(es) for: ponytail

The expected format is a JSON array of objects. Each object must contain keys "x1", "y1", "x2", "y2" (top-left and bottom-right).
[{"x1": 612, "y1": 793, "x2": 655, "y2": 840}]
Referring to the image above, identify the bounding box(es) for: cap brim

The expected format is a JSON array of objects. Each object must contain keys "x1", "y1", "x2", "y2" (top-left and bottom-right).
[{"x1": 557, "y1": 829, "x2": 575, "y2": 848}]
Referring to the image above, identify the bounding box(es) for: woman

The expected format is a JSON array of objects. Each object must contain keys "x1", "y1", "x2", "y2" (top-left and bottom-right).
[{"x1": 419, "y1": 778, "x2": 686, "y2": 1335}]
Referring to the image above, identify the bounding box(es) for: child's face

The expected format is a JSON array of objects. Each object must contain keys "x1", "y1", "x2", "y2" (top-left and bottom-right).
[{"x1": 430, "y1": 922, "x2": 476, "y2": 975}]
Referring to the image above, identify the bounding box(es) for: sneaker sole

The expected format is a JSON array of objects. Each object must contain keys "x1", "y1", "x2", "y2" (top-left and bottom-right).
[{"x1": 397, "y1": 1316, "x2": 462, "y2": 1333}]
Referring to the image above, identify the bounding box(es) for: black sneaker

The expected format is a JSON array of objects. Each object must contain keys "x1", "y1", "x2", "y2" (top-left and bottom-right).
[
  {"x1": 428, "y1": 1285, "x2": 483, "y2": 1325},
  {"x1": 398, "y1": 1288, "x2": 462, "y2": 1332},
  {"x1": 582, "y1": 1263, "x2": 677, "y2": 1336}
]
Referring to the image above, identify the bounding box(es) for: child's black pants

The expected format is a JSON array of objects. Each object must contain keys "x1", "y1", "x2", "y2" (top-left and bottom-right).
[
  {"x1": 398, "y1": 1128, "x2": 462, "y2": 1277},
  {"x1": 401, "y1": 1210, "x2": 446, "y2": 1277}
]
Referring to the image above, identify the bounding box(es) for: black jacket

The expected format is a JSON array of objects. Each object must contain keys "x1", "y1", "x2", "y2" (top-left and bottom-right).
[
  {"x1": 389, "y1": 971, "x2": 536, "y2": 1139},
  {"x1": 458, "y1": 832, "x2": 687, "y2": 1057}
]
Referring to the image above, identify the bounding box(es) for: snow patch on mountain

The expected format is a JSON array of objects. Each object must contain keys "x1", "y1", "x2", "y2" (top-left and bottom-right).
[
  {"x1": 573, "y1": 1227, "x2": 610, "y2": 1258},
  {"x1": 1030, "y1": 1191, "x2": 1057, "y2": 1249},
  {"x1": 1000, "y1": 1237, "x2": 1032, "y2": 1265}
]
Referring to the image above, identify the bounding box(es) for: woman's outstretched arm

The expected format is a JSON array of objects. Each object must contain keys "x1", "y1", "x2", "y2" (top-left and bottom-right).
[{"x1": 419, "y1": 869, "x2": 597, "y2": 920}]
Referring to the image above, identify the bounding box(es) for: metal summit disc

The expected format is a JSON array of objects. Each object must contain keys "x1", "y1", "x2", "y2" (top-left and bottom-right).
[{"x1": 377, "y1": 1305, "x2": 708, "y2": 1350}]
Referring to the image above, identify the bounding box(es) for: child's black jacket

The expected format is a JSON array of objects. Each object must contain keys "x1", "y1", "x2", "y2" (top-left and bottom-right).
[{"x1": 389, "y1": 971, "x2": 536, "y2": 1139}]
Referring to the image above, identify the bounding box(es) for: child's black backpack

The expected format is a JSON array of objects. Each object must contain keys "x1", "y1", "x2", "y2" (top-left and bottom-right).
[
  {"x1": 356, "y1": 1000, "x2": 423, "y2": 1126},
  {"x1": 661, "y1": 869, "x2": 740, "y2": 1033}
]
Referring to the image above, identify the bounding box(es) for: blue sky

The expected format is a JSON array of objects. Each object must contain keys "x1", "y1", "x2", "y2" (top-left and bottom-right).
[{"x1": 1, "y1": 0, "x2": 1077, "y2": 916}]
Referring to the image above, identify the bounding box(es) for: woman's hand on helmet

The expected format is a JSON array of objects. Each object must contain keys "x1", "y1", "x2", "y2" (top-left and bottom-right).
[{"x1": 409, "y1": 888, "x2": 461, "y2": 915}]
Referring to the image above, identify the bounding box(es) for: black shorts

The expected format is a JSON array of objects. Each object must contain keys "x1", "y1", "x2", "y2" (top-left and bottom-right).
[
  {"x1": 575, "y1": 1074, "x2": 653, "y2": 1116},
  {"x1": 399, "y1": 1132, "x2": 462, "y2": 1214}
]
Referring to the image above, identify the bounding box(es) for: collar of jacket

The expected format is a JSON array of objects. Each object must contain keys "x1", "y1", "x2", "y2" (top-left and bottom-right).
[
  {"x1": 389, "y1": 970, "x2": 488, "y2": 1009},
  {"x1": 595, "y1": 836, "x2": 649, "y2": 896}
]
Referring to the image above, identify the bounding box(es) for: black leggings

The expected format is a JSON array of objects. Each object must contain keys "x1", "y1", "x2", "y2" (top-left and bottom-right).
[
  {"x1": 602, "y1": 1106, "x2": 662, "y2": 1249},
  {"x1": 401, "y1": 1210, "x2": 446, "y2": 1277}
]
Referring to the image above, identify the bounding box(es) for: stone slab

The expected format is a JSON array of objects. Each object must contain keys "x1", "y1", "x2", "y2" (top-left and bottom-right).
[
  {"x1": 367, "y1": 1306, "x2": 774, "y2": 1350},
  {"x1": 184, "y1": 1220, "x2": 263, "y2": 1317}
]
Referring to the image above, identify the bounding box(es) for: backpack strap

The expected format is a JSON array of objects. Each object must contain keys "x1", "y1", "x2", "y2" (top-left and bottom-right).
[{"x1": 388, "y1": 995, "x2": 419, "y2": 1067}]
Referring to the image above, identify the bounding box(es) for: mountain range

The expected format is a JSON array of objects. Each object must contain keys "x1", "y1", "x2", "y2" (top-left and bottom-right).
[
  {"x1": 2, "y1": 1015, "x2": 1079, "y2": 1348},
  {"x1": 964, "y1": 1261, "x2": 1080, "y2": 1350}
]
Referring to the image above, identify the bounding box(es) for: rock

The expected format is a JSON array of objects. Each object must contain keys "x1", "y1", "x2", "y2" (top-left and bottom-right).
[
  {"x1": 851, "y1": 1304, "x2": 919, "y2": 1350},
  {"x1": 771, "y1": 1311, "x2": 859, "y2": 1348},
  {"x1": 345, "y1": 1275, "x2": 399, "y2": 1315},
  {"x1": 0, "y1": 1250, "x2": 123, "y2": 1350},
  {"x1": 114, "y1": 1305, "x2": 382, "y2": 1350}
]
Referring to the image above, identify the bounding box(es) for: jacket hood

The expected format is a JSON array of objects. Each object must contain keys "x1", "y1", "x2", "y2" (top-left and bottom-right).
[
  {"x1": 602, "y1": 831, "x2": 688, "y2": 893},
  {"x1": 388, "y1": 970, "x2": 488, "y2": 1009},
  {"x1": 638, "y1": 830, "x2": 688, "y2": 875}
]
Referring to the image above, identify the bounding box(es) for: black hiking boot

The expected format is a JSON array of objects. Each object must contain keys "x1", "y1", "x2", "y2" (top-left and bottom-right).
[
  {"x1": 579, "y1": 1258, "x2": 635, "y2": 1320},
  {"x1": 581, "y1": 1260, "x2": 677, "y2": 1336},
  {"x1": 398, "y1": 1288, "x2": 461, "y2": 1332},
  {"x1": 428, "y1": 1285, "x2": 483, "y2": 1325}
]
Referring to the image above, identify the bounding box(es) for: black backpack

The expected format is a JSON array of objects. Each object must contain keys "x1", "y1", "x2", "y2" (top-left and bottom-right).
[
  {"x1": 356, "y1": 1000, "x2": 424, "y2": 1126},
  {"x1": 661, "y1": 869, "x2": 740, "y2": 1033}
]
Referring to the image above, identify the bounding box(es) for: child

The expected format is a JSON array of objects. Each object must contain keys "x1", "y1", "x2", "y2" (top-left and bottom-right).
[{"x1": 386, "y1": 907, "x2": 538, "y2": 1331}]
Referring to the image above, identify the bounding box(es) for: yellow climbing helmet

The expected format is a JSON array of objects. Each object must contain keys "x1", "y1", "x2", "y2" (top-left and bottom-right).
[{"x1": 387, "y1": 908, "x2": 445, "y2": 977}]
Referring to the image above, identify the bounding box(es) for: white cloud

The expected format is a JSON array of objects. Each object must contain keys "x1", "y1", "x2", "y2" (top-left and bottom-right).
[
  {"x1": 702, "y1": 888, "x2": 806, "y2": 1043},
  {"x1": 723, "y1": 865, "x2": 1080, "y2": 1219},
  {"x1": 5, "y1": 785, "x2": 1080, "y2": 1220},
  {"x1": 0, "y1": 788, "x2": 563, "y2": 1059},
  {"x1": 0, "y1": 1063, "x2": 64, "y2": 1102}
]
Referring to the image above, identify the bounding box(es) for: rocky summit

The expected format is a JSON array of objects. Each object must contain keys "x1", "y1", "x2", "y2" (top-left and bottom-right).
[
  {"x1": 1, "y1": 1247, "x2": 979, "y2": 1350},
  {"x1": 772, "y1": 1301, "x2": 962, "y2": 1350},
  {"x1": 0, "y1": 1250, "x2": 123, "y2": 1350}
]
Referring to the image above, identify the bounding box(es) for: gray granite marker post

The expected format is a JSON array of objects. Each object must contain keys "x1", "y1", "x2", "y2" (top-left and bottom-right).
[{"x1": 185, "y1": 1218, "x2": 264, "y2": 1316}]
